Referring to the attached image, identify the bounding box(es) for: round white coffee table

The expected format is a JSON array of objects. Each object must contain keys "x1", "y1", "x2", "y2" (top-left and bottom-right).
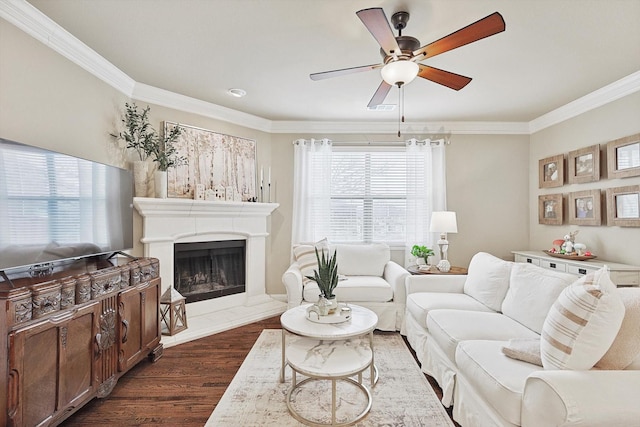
[
  {"x1": 280, "y1": 304, "x2": 379, "y2": 386},
  {"x1": 285, "y1": 336, "x2": 373, "y2": 426}
]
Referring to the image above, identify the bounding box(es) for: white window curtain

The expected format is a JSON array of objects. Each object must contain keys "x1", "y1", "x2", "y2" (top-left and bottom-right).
[
  {"x1": 405, "y1": 138, "x2": 447, "y2": 266},
  {"x1": 291, "y1": 138, "x2": 332, "y2": 245}
]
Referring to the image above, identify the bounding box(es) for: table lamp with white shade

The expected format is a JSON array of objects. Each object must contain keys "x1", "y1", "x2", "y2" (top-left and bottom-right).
[{"x1": 429, "y1": 211, "x2": 458, "y2": 272}]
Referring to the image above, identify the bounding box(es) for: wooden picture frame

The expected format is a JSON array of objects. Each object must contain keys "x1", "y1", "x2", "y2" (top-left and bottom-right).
[
  {"x1": 607, "y1": 133, "x2": 640, "y2": 179},
  {"x1": 568, "y1": 144, "x2": 600, "y2": 184},
  {"x1": 568, "y1": 189, "x2": 601, "y2": 226},
  {"x1": 538, "y1": 194, "x2": 563, "y2": 225},
  {"x1": 606, "y1": 185, "x2": 640, "y2": 227},
  {"x1": 539, "y1": 154, "x2": 564, "y2": 188},
  {"x1": 164, "y1": 122, "x2": 257, "y2": 200}
]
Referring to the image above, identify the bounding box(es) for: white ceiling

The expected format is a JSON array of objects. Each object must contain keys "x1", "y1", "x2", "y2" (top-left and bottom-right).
[{"x1": 26, "y1": 0, "x2": 640, "y2": 125}]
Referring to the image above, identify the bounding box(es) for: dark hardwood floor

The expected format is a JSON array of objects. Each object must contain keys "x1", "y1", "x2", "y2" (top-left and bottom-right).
[{"x1": 61, "y1": 315, "x2": 458, "y2": 426}]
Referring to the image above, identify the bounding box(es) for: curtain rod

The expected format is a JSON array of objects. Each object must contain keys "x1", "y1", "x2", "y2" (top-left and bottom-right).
[{"x1": 333, "y1": 139, "x2": 448, "y2": 146}]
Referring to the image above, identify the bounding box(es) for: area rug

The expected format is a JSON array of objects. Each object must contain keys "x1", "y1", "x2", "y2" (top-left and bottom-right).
[{"x1": 205, "y1": 329, "x2": 454, "y2": 426}]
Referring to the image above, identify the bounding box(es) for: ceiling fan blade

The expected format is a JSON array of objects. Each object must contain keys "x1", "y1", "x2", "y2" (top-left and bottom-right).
[
  {"x1": 367, "y1": 81, "x2": 393, "y2": 108},
  {"x1": 310, "y1": 63, "x2": 383, "y2": 81},
  {"x1": 418, "y1": 65, "x2": 472, "y2": 90},
  {"x1": 413, "y1": 12, "x2": 505, "y2": 60},
  {"x1": 356, "y1": 7, "x2": 401, "y2": 56}
]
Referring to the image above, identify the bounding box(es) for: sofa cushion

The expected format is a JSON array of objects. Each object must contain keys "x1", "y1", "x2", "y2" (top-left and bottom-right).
[
  {"x1": 406, "y1": 293, "x2": 494, "y2": 328},
  {"x1": 541, "y1": 267, "x2": 625, "y2": 370},
  {"x1": 501, "y1": 262, "x2": 576, "y2": 334},
  {"x1": 333, "y1": 243, "x2": 389, "y2": 277},
  {"x1": 427, "y1": 309, "x2": 539, "y2": 362},
  {"x1": 456, "y1": 340, "x2": 540, "y2": 426},
  {"x1": 595, "y1": 288, "x2": 640, "y2": 370},
  {"x1": 463, "y1": 252, "x2": 513, "y2": 311},
  {"x1": 303, "y1": 276, "x2": 393, "y2": 303}
]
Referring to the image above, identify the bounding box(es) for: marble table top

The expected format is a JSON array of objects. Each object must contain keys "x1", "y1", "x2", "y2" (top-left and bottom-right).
[
  {"x1": 281, "y1": 303, "x2": 378, "y2": 339},
  {"x1": 286, "y1": 336, "x2": 372, "y2": 377}
]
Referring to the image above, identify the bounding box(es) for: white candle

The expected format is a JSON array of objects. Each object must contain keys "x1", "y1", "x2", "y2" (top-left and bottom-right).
[
  {"x1": 268, "y1": 167, "x2": 271, "y2": 185},
  {"x1": 260, "y1": 167, "x2": 263, "y2": 185}
]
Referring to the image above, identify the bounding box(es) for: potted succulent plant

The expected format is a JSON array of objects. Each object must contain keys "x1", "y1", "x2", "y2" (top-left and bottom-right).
[
  {"x1": 411, "y1": 244, "x2": 435, "y2": 266},
  {"x1": 305, "y1": 248, "x2": 339, "y2": 315}
]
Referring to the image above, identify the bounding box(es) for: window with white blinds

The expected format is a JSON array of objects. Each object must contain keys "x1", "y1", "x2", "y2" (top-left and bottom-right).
[{"x1": 326, "y1": 146, "x2": 407, "y2": 245}]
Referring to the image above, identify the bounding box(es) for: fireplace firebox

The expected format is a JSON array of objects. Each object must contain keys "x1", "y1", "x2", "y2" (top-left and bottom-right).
[{"x1": 174, "y1": 240, "x2": 246, "y2": 303}]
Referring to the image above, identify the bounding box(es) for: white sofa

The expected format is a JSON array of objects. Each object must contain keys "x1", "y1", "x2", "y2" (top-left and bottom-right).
[
  {"x1": 404, "y1": 251, "x2": 640, "y2": 427},
  {"x1": 282, "y1": 243, "x2": 409, "y2": 331}
]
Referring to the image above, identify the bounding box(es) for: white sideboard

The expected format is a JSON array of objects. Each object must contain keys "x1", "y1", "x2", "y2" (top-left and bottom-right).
[{"x1": 512, "y1": 251, "x2": 640, "y2": 287}]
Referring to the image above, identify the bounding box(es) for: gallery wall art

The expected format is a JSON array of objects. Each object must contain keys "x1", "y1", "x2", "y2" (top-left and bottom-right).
[
  {"x1": 164, "y1": 122, "x2": 256, "y2": 201},
  {"x1": 537, "y1": 133, "x2": 640, "y2": 227}
]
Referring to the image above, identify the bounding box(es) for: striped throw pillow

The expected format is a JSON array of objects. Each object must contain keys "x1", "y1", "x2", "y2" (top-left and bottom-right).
[
  {"x1": 540, "y1": 266, "x2": 625, "y2": 370},
  {"x1": 293, "y1": 239, "x2": 329, "y2": 284}
]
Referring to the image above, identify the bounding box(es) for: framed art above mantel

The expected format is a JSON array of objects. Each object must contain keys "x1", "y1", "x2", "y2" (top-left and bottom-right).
[{"x1": 164, "y1": 122, "x2": 257, "y2": 201}]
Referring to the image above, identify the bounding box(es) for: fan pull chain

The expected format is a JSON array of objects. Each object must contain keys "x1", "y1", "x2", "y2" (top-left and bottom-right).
[{"x1": 397, "y1": 84, "x2": 405, "y2": 138}]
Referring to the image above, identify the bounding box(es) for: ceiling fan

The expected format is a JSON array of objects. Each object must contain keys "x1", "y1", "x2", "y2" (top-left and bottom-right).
[{"x1": 310, "y1": 8, "x2": 506, "y2": 109}]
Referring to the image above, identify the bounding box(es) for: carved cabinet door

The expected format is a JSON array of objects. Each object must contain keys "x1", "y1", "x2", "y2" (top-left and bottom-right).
[
  {"x1": 7, "y1": 301, "x2": 100, "y2": 427},
  {"x1": 118, "y1": 278, "x2": 161, "y2": 372}
]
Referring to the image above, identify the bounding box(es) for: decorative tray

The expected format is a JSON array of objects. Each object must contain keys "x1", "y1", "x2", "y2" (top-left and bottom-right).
[
  {"x1": 306, "y1": 304, "x2": 352, "y2": 324},
  {"x1": 543, "y1": 250, "x2": 597, "y2": 261}
]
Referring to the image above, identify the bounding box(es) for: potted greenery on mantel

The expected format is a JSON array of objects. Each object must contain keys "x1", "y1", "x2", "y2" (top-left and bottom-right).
[{"x1": 112, "y1": 102, "x2": 186, "y2": 198}]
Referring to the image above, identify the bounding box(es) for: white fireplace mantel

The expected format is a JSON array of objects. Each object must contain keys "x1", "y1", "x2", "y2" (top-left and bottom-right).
[{"x1": 133, "y1": 197, "x2": 282, "y2": 346}]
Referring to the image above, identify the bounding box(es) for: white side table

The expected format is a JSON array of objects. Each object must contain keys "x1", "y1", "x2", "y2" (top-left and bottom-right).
[{"x1": 280, "y1": 304, "x2": 379, "y2": 387}]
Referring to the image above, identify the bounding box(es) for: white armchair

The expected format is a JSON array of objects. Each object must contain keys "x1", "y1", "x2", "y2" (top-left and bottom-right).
[{"x1": 282, "y1": 243, "x2": 410, "y2": 331}]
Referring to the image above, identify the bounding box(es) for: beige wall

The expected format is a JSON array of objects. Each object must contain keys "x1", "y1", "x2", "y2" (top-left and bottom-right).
[
  {"x1": 0, "y1": 21, "x2": 129, "y2": 167},
  {"x1": 529, "y1": 92, "x2": 640, "y2": 266},
  {"x1": 446, "y1": 134, "x2": 530, "y2": 264}
]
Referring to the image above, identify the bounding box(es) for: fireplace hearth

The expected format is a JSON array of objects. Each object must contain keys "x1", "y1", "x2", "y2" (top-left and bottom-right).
[{"x1": 174, "y1": 240, "x2": 246, "y2": 303}]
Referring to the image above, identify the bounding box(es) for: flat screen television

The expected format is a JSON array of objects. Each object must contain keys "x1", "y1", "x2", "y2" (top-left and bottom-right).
[{"x1": 0, "y1": 137, "x2": 134, "y2": 273}]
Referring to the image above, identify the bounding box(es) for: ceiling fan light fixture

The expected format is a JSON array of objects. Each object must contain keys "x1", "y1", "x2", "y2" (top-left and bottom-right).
[{"x1": 381, "y1": 60, "x2": 419, "y2": 86}]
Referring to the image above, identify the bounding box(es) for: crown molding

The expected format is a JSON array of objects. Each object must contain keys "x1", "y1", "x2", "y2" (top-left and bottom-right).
[
  {"x1": 529, "y1": 71, "x2": 640, "y2": 134},
  {"x1": 0, "y1": 0, "x2": 135, "y2": 95},
  {"x1": 3, "y1": 0, "x2": 637, "y2": 137},
  {"x1": 132, "y1": 83, "x2": 272, "y2": 133},
  {"x1": 269, "y1": 120, "x2": 530, "y2": 135}
]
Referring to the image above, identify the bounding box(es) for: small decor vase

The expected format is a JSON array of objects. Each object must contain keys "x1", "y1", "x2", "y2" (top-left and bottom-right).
[
  {"x1": 133, "y1": 160, "x2": 149, "y2": 197},
  {"x1": 154, "y1": 170, "x2": 168, "y2": 198},
  {"x1": 437, "y1": 259, "x2": 451, "y2": 273},
  {"x1": 316, "y1": 295, "x2": 330, "y2": 316},
  {"x1": 326, "y1": 296, "x2": 338, "y2": 315}
]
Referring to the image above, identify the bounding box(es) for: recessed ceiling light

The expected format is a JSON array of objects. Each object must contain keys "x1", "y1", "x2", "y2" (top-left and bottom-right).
[
  {"x1": 227, "y1": 88, "x2": 247, "y2": 98},
  {"x1": 367, "y1": 104, "x2": 396, "y2": 111}
]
